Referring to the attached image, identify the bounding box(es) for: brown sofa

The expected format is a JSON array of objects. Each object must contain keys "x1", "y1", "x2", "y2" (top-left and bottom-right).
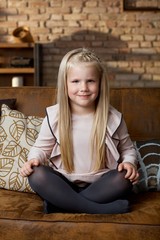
[{"x1": 0, "y1": 87, "x2": 159, "y2": 240}]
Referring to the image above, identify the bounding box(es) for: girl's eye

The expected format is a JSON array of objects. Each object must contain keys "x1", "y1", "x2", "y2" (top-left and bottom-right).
[
  {"x1": 88, "y1": 79, "x2": 95, "y2": 83},
  {"x1": 72, "y1": 80, "x2": 79, "y2": 83}
]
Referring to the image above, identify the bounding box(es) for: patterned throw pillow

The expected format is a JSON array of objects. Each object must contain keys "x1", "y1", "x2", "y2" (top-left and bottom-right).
[
  {"x1": 0, "y1": 104, "x2": 43, "y2": 193},
  {"x1": 134, "y1": 140, "x2": 160, "y2": 193},
  {"x1": 0, "y1": 99, "x2": 16, "y2": 115}
]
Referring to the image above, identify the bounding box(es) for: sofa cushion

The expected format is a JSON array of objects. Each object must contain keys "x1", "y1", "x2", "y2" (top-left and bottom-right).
[
  {"x1": 0, "y1": 98, "x2": 16, "y2": 115},
  {"x1": 134, "y1": 139, "x2": 160, "y2": 192},
  {"x1": 0, "y1": 104, "x2": 43, "y2": 193},
  {"x1": 0, "y1": 188, "x2": 159, "y2": 226}
]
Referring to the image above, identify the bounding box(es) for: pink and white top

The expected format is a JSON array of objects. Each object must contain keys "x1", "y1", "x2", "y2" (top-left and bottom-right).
[{"x1": 28, "y1": 104, "x2": 137, "y2": 184}]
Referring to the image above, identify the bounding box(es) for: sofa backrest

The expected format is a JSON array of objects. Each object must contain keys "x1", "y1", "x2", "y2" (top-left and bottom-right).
[
  {"x1": 110, "y1": 88, "x2": 160, "y2": 141},
  {"x1": 0, "y1": 87, "x2": 159, "y2": 141}
]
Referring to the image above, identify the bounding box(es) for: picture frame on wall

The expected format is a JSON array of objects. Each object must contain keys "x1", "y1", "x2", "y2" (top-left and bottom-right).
[{"x1": 124, "y1": 0, "x2": 160, "y2": 11}]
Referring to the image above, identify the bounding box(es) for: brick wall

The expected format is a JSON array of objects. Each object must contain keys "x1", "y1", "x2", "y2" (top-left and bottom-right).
[{"x1": 0, "y1": 0, "x2": 160, "y2": 87}]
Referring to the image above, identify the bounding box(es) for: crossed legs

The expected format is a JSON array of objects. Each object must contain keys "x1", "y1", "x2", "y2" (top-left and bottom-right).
[{"x1": 28, "y1": 165, "x2": 132, "y2": 214}]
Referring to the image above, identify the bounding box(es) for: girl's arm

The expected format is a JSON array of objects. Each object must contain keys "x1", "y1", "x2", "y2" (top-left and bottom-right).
[
  {"x1": 28, "y1": 116, "x2": 57, "y2": 164},
  {"x1": 20, "y1": 115, "x2": 57, "y2": 177},
  {"x1": 116, "y1": 118, "x2": 139, "y2": 184},
  {"x1": 20, "y1": 159, "x2": 40, "y2": 177},
  {"x1": 118, "y1": 162, "x2": 139, "y2": 184}
]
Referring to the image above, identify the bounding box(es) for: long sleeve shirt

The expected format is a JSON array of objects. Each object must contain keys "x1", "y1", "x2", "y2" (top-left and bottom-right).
[{"x1": 28, "y1": 104, "x2": 137, "y2": 184}]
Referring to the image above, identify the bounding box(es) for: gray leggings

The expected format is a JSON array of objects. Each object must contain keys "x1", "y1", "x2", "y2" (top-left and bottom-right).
[{"x1": 28, "y1": 166, "x2": 132, "y2": 214}]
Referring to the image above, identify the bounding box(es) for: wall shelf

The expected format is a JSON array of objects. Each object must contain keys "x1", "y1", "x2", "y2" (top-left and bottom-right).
[
  {"x1": 0, "y1": 43, "x2": 40, "y2": 86},
  {"x1": 0, "y1": 68, "x2": 35, "y2": 74},
  {"x1": 0, "y1": 43, "x2": 34, "y2": 48}
]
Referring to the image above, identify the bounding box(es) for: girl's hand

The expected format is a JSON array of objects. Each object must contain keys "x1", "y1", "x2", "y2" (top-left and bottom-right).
[
  {"x1": 20, "y1": 159, "x2": 40, "y2": 177},
  {"x1": 118, "y1": 162, "x2": 139, "y2": 185}
]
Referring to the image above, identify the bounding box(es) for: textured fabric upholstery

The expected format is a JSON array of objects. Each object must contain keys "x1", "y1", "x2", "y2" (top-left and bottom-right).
[{"x1": 0, "y1": 189, "x2": 159, "y2": 240}]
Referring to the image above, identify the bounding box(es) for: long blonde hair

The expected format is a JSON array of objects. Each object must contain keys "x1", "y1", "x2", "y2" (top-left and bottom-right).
[{"x1": 57, "y1": 48, "x2": 110, "y2": 173}]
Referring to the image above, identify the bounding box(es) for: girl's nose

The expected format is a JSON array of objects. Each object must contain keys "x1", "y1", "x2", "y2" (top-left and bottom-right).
[{"x1": 80, "y1": 82, "x2": 88, "y2": 92}]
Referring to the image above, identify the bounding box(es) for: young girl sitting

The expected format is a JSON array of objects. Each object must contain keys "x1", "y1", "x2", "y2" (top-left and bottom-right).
[{"x1": 20, "y1": 48, "x2": 139, "y2": 214}]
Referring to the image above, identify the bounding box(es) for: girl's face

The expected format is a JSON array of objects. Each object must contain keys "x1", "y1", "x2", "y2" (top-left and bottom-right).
[{"x1": 67, "y1": 62, "x2": 100, "y2": 115}]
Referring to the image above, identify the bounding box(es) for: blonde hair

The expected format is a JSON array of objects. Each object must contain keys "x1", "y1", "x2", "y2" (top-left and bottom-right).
[{"x1": 57, "y1": 48, "x2": 110, "y2": 173}]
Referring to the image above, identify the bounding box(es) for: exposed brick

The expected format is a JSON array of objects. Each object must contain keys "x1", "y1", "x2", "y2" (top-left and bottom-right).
[
  {"x1": 96, "y1": 21, "x2": 109, "y2": 28},
  {"x1": 154, "y1": 62, "x2": 160, "y2": 67},
  {"x1": 46, "y1": 20, "x2": 67, "y2": 28},
  {"x1": 107, "y1": 7, "x2": 120, "y2": 14},
  {"x1": 62, "y1": 0, "x2": 83, "y2": 8},
  {"x1": 115, "y1": 73, "x2": 139, "y2": 81},
  {"x1": 132, "y1": 27, "x2": 160, "y2": 35},
  {"x1": 30, "y1": 14, "x2": 50, "y2": 21},
  {"x1": 130, "y1": 61, "x2": 141, "y2": 67},
  {"x1": 120, "y1": 35, "x2": 132, "y2": 41},
  {"x1": 46, "y1": 7, "x2": 71, "y2": 14},
  {"x1": 155, "y1": 48, "x2": 160, "y2": 54},
  {"x1": 8, "y1": 14, "x2": 28, "y2": 21},
  {"x1": 83, "y1": 7, "x2": 106, "y2": 14},
  {"x1": 92, "y1": 41, "x2": 103, "y2": 47},
  {"x1": 51, "y1": 14, "x2": 63, "y2": 21},
  {"x1": 68, "y1": 21, "x2": 80, "y2": 27},
  {"x1": 79, "y1": 20, "x2": 97, "y2": 28},
  {"x1": 132, "y1": 48, "x2": 157, "y2": 54},
  {"x1": 32, "y1": 27, "x2": 50, "y2": 35},
  {"x1": 142, "y1": 61, "x2": 153, "y2": 68},
  {"x1": 0, "y1": 21, "x2": 17, "y2": 28},
  {"x1": 50, "y1": 0, "x2": 62, "y2": 7},
  {"x1": 104, "y1": 41, "x2": 127, "y2": 48},
  {"x1": 0, "y1": 7, "x2": 17, "y2": 15},
  {"x1": 0, "y1": 1, "x2": 7, "y2": 7},
  {"x1": 64, "y1": 13, "x2": 87, "y2": 21},
  {"x1": 110, "y1": 28, "x2": 125, "y2": 36},
  {"x1": 43, "y1": 55, "x2": 53, "y2": 62},
  {"x1": 137, "y1": 12, "x2": 160, "y2": 21},
  {"x1": 106, "y1": 62, "x2": 118, "y2": 68},
  {"x1": 0, "y1": 27, "x2": 7, "y2": 35},
  {"x1": 19, "y1": 8, "x2": 39, "y2": 15},
  {"x1": 146, "y1": 67, "x2": 160, "y2": 74},
  {"x1": 140, "y1": 42, "x2": 152, "y2": 48},
  {"x1": 118, "y1": 21, "x2": 140, "y2": 28},
  {"x1": 88, "y1": 14, "x2": 100, "y2": 21},
  {"x1": 153, "y1": 75, "x2": 160, "y2": 81},
  {"x1": 141, "y1": 74, "x2": 152, "y2": 81},
  {"x1": 144, "y1": 81, "x2": 160, "y2": 87},
  {"x1": 50, "y1": 28, "x2": 63, "y2": 34},
  {"x1": 145, "y1": 35, "x2": 157, "y2": 41},
  {"x1": 85, "y1": 1, "x2": 98, "y2": 7},
  {"x1": 72, "y1": 7, "x2": 83, "y2": 14},
  {"x1": 28, "y1": 1, "x2": 49, "y2": 8},
  {"x1": 133, "y1": 68, "x2": 145, "y2": 74},
  {"x1": 128, "y1": 41, "x2": 139, "y2": 48},
  {"x1": 132, "y1": 35, "x2": 144, "y2": 41},
  {"x1": 153, "y1": 42, "x2": 160, "y2": 47},
  {"x1": 8, "y1": 0, "x2": 27, "y2": 8},
  {"x1": 1, "y1": 0, "x2": 160, "y2": 88},
  {"x1": 18, "y1": 21, "x2": 39, "y2": 28},
  {"x1": 105, "y1": 20, "x2": 117, "y2": 28},
  {"x1": 120, "y1": 13, "x2": 136, "y2": 21},
  {"x1": 63, "y1": 27, "x2": 81, "y2": 35}
]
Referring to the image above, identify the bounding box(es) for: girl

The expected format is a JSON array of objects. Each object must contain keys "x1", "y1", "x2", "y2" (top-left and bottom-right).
[{"x1": 20, "y1": 48, "x2": 139, "y2": 214}]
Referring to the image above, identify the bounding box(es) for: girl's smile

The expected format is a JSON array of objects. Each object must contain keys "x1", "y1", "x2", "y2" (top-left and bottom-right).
[{"x1": 67, "y1": 63, "x2": 100, "y2": 115}]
